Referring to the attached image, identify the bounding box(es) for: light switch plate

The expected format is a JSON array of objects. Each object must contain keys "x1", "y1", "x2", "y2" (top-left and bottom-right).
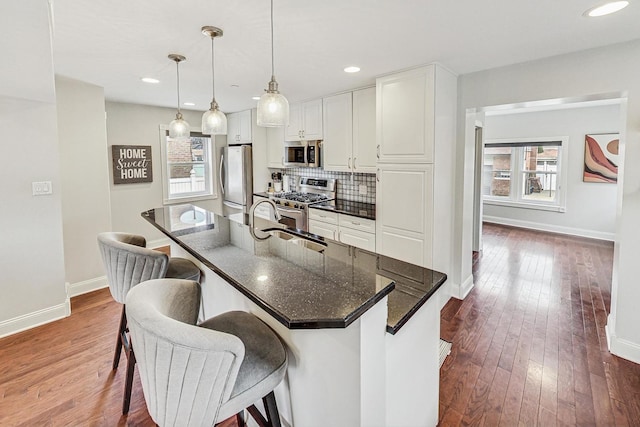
[
  {"x1": 32, "y1": 181, "x2": 52, "y2": 196},
  {"x1": 358, "y1": 184, "x2": 368, "y2": 195}
]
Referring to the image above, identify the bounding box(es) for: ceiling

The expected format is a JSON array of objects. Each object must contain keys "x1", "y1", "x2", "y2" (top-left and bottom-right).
[{"x1": 51, "y1": 0, "x2": 640, "y2": 114}]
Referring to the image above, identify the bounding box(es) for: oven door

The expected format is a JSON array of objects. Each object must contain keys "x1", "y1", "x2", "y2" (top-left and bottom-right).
[{"x1": 275, "y1": 205, "x2": 306, "y2": 231}]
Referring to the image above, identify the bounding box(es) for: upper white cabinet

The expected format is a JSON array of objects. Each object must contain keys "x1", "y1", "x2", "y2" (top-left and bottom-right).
[
  {"x1": 377, "y1": 66, "x2": 435, "y2": 163},
  {"x1": 267, "y1": 126, "x2": 285, "y2": 168},
  {"x1": 285, "y1": 99, "x2": 323, "y2": 141},
  {"x1": 322, "y1": 92, "x2": 353, "y2": 172},
  {"x1": 375, "y1": 64, "x2": 457, "y2": 272},
  {"x1": 322, "y1": 87, "x2": 377, "y2": 173},
  {"x1": 352, "y1": 87, "x2": 377, "y2": 173},
  {"x1": 227, "y1": 109, "x2": 252, "y2": 144}
]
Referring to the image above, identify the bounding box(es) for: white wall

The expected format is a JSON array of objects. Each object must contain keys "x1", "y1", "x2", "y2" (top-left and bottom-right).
[
  {"x1": 455, "y1": 39, "x2": 640, "y2": 363},
  {"x1": 0, "y1": 0, "x2": 68, "y2": 335},
  {"x1": 105, "y1": 102, "x2": 219, "y2": 244},
  {"x1": 483, "y1": 104, "x2": 621, "y2": 240},
  {"x1": 56, "y1": 76, "x2": 112, "y2": 294}
]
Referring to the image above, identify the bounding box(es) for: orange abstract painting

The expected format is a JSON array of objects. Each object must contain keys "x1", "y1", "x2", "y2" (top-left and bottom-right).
[{"x1": 584, "y1": 133, "x2": 618, "y2": 183}]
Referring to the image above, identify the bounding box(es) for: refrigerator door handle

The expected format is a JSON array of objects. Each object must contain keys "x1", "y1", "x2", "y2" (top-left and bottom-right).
[{"x1": 219, "y1": 154, "x2": 225, "y2": 195}]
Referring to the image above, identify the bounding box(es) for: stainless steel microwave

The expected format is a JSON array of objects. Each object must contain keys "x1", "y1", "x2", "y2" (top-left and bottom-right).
[{"x1": 283, "y1": 140, "x2": 322, "y2": 168}]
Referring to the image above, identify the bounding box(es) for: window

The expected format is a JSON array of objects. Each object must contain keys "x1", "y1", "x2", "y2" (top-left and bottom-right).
[
  {"x1": 160, "y1": 126, "x2": 216, "y2": 203},
  {"x1": 482, "y1": 137, "x2": 567, "y2": 212}
]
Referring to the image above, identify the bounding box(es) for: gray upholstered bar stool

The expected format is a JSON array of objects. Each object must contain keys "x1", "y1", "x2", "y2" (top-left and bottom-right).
[
  {"x1": 97, "y1": 232, "x2": 201, "y2": 414},
  {"x1": 126, "y1": 278, "x2": 288, "y2": 427}
]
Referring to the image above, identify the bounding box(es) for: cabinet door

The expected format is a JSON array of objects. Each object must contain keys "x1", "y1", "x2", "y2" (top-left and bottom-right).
[
  {"x1": 376, "y1": 163, "x2": 433, "y2": 267},
  {"x1": 377, "y1": 66, "x2": 434, "y2": 163},
  {"x1": 266, "y1": 126, "x2": 285, "y2": 168},
  {"x1": 302, "y1": 99, "x2": 323, "y2": 140},
  {"x1": 352, "y1": 87, "x2": 377, "y2": 173},
  {"x1": 322, "y1": 93, "x2": 352, "y2": 172},
  {"x1": 238, "y1": 109, "x2": 253, "y2": 143},
  {"x1": 227, "y1": 112, "x2": 240, "y2": 144},
  {"x1": 285, "y1": 103, "x2": 302, "y2": 141},
  {"x1": 309, "y1": 219, "x2": 338, "y2": 240},
  {"x1": 338, "y1": 227, "x2": 375, "y2": 252}
]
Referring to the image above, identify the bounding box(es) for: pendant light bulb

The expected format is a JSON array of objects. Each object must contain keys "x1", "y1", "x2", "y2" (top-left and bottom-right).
[
  {"x1": 201, "y1": 26, "x2": 227, "y2": 135},
  {"x1": 257, "y1": 0, "x2": 289, "y2": 127},
  {"x1": 168, "y1": 54, "x2": 190, "y2": 139}
]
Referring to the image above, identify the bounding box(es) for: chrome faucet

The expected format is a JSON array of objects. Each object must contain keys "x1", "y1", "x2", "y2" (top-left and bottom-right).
[{"x1": 248, "y1": 198, "x2": 282, "y2": 241}]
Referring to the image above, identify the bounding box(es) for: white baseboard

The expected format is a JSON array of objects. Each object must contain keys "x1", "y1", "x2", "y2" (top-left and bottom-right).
[
  {"x1": 148, "y1": 237, "x2": 171, "y2": 249},
  {"x1": 459, "y1": 275, "x2": 474, "y2": 299},
  {"x1": 66, "y1": 275, "x2": 108, "y2": 298},
  {"x1": 605, "y1": 321, "x2": 640, "y2": 364},
  {"x1": 0, "y1": 298, "x2": 71, "y2": 339},
  {"x1": 483, "y1": 215, "x2": 614, "y2": 242}
]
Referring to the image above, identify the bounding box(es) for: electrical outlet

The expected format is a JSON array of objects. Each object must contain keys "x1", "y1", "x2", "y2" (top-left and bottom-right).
[
  {"x1": 358, "y1": 184, "x2": 368, "y2": 195},
  {"x1": 32, "y1": 181, "x2": 52, "y2": 196}
]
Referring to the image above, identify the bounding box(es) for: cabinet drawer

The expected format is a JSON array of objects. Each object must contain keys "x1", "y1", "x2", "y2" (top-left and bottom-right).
[
  {"x1": 309, "y1": 209, "x2": 338, "y2": 224},
  {"x1": 338, "y1": 214, "x2": 375, "y2": 233},
  {"x1": 338, "y1": 227, "x2": 375, "y2": 252},
  {"x1": 309, "y1": 219, "x2": 338, "y2": 240}
]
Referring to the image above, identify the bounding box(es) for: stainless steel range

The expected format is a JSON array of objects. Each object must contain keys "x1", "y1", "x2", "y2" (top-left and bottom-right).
[{"x1": 256, "y1": 177, "x2": 336, "y2": 231}]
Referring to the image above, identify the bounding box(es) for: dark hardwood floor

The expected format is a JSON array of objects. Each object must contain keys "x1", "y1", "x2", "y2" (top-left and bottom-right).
[
  {"x1": 1, "y1": 224, "x2": 638, "y2": 426},
  {"x1": 439, "y1": 223, "x2": 640, "y2": 426}
]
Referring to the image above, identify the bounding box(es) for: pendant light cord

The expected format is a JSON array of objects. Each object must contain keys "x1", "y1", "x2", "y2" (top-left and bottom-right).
[
  {"x1": 270, "y1": 0, "x2": 275, "y2": 79},
  {"x1": 176, "y1": 60, "x2": 182, "y2": 114},
  {"x1": 211, "y1": 36, "x2": 216, "y2": 101}
]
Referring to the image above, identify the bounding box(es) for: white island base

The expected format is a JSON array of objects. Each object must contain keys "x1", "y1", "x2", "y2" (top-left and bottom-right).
[{"x1": 171, "y1": 243, "x2": 442, "y2": 427}]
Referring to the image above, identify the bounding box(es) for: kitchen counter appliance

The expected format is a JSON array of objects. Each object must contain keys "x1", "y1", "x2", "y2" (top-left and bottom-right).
[
  {"x1": 283, "y1": 140, "x2": 322, "y2": 167},
  {"x1": 256, "y1": 177, "x2": 336, "y2": 231}
]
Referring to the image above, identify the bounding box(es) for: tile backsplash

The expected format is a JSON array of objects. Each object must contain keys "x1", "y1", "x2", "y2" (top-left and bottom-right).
[{"x1": 275, "y1": 168, "x2": 376, "y2": 204}]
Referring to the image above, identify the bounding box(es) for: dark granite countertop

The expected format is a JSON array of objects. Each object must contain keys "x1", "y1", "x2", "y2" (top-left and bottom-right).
[
  {"x1": 310, "y1": 200, "x2": 376, "y2": 220},
  {"x1": 142, "y1": 204, "x2": 445, "y2": 334}
]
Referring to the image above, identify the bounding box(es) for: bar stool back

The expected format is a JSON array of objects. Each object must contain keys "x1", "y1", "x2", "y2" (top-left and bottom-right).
[
  {"x1": 126, "y1": 278, "x2": 288, "y2": 427},
  {"x1": 97, "y1": 232, "x2": 201, "y2": 414}
]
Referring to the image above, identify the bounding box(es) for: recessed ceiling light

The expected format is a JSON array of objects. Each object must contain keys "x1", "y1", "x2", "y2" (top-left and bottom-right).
[
  {"x1": 252, "y1": 96, "x2": 261, "y2": 100},
  {"x1": 344, "y1": 66, "x2": 361, "y2": 73},
  {"x1": 257, "y1": 275, "x2": 268, "y2": 281},
  {"x1": 231, "y1": 84, "x2": 240, "y2": 88},
  {"x1": 183, "y1": 102, "x2": 196, "y2": 106},
  {"x1": 141, "y1": 77, "x2": 160, "y2": 84},
  {"x1": 584, "y1": 1, "x2": 629, "y2": 17}
]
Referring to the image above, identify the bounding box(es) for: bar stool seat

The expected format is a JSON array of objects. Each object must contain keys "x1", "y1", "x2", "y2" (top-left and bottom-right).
[
  {"x1": 126, "y1": 279, "x2": 288, "y2": 427},
  {"x1": 97, "y1": 232, "x2": 201, "y2": 415}
]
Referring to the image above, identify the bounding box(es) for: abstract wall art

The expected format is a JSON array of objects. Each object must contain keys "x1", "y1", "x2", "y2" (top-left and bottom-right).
[{"x1": 583, "y1": 133, "x2": 619, "y2": 183}]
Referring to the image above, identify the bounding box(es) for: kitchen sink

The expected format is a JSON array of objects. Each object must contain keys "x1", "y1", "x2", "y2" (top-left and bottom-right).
[{"x1": 264, "y1": 228, "x2": 327, "y2": 253}]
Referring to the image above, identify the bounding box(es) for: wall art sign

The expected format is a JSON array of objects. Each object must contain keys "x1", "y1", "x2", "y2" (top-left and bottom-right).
[
  {"x1": 583, "y1": 133, "x2": 618, "y2": 183},
  {"x1": 112, "y1": 145, "x2": 153, "y2": 184}
]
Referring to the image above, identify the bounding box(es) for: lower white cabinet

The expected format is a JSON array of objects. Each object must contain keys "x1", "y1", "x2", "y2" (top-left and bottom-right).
[{"x1": 309, "y1": 209, "x2": 376, "y2": 251}]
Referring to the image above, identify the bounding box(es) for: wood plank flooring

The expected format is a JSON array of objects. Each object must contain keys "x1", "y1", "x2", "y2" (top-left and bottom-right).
[
  {"x1": 1, "y1": 223, "x2": 638, "y2": 425},
  {"x1": 439, "y1": 223, "x2": 640, "y2": 426}
]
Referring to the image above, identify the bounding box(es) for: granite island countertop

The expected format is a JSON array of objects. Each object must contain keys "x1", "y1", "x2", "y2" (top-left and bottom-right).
[{"x1": 142, "y1": 204, "x2": 446, "y2": 334}]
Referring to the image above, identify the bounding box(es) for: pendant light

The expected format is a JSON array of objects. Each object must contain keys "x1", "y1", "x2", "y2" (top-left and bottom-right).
[
  {"x1": 257, "y1": 0, "x2": 289, "y2": 127},
  {"x1": 168, "y1": 54, "x2": 190, "y2": 139},
  {"x1": 201, "y1": 26, "x2": 227, "y2": 135}
]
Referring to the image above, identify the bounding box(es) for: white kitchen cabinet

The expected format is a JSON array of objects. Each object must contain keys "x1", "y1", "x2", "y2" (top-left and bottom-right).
[
  {"x1": 322, "y1": 88, "x2": 377, "y2": 174},
  {"x1": 227, "y1": 109, "x2": 252, "y2": 144},
  {"x1": 285, "y1": 99, "x2": 323, "y2": 141},
  {"x1": 322, "y1": 92, "x2": 353, "y2": 172},
  {"x1": 375, "y1": 64, "x2": 456, "y2": 273},
  {"x1": 376, "y1": 164, "x2": 433, "y2": 267},
  {"x1": 266, "y1": 126, "x2": 285, "y2": 168},
  {"x1": 376, "y1": 66, "x2": 435, "y2": 163},
  {"x1": 309, "y1": 209, "x2": 375, "y2": 251},
  {"x1": 352, "y1": 87, "x2": 377, "y2": 173}
]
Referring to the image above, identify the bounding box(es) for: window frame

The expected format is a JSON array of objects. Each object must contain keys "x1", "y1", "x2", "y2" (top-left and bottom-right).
[
  {"x1": 482, "y1": 136, "x2": 568, "y2": 213},
  {"x1": 159, "y1": 124, "x2": 218, "y2": 205}
]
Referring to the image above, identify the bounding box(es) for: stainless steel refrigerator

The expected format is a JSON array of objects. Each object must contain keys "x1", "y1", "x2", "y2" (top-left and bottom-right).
[{"x1": 220, "y1": 145, "x2": 253, "y2": 213}]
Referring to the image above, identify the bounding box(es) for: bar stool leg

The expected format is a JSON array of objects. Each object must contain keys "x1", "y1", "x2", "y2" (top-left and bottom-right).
[
  {"x1": 113, "y1": 305, "x2": 126, "y2": 369},
  {"x1": 122, "y1": 341, "x2": 136, "y2": 414},
  {"x1": 263, "y1": 391, "x2": 281, "y2": 427}
]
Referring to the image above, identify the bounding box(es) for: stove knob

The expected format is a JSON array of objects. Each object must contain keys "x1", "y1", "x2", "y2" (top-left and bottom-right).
[
  {"x1": 293, "y1": 203, "x2": 299, "y2": 209},
  {"x1": 283, "y1": 201, "x2": 289, "y2": 207}
]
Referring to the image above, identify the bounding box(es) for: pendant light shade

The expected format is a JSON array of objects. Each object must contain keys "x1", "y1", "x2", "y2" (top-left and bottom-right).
[
  {"x1": 201, "y1": 26, "x2": 227, "y2": 135},
  {"x1": 257, "y1": 0, "x2": 289, "y2": 127},
  {"x1": 168, "y1": 54, "x2": 190, "y2": 139}
]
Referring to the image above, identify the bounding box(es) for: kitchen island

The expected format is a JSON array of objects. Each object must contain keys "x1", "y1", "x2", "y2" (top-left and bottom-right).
[{"x1": 142, "y1": 203, "x2": 447, "y2": 427}]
